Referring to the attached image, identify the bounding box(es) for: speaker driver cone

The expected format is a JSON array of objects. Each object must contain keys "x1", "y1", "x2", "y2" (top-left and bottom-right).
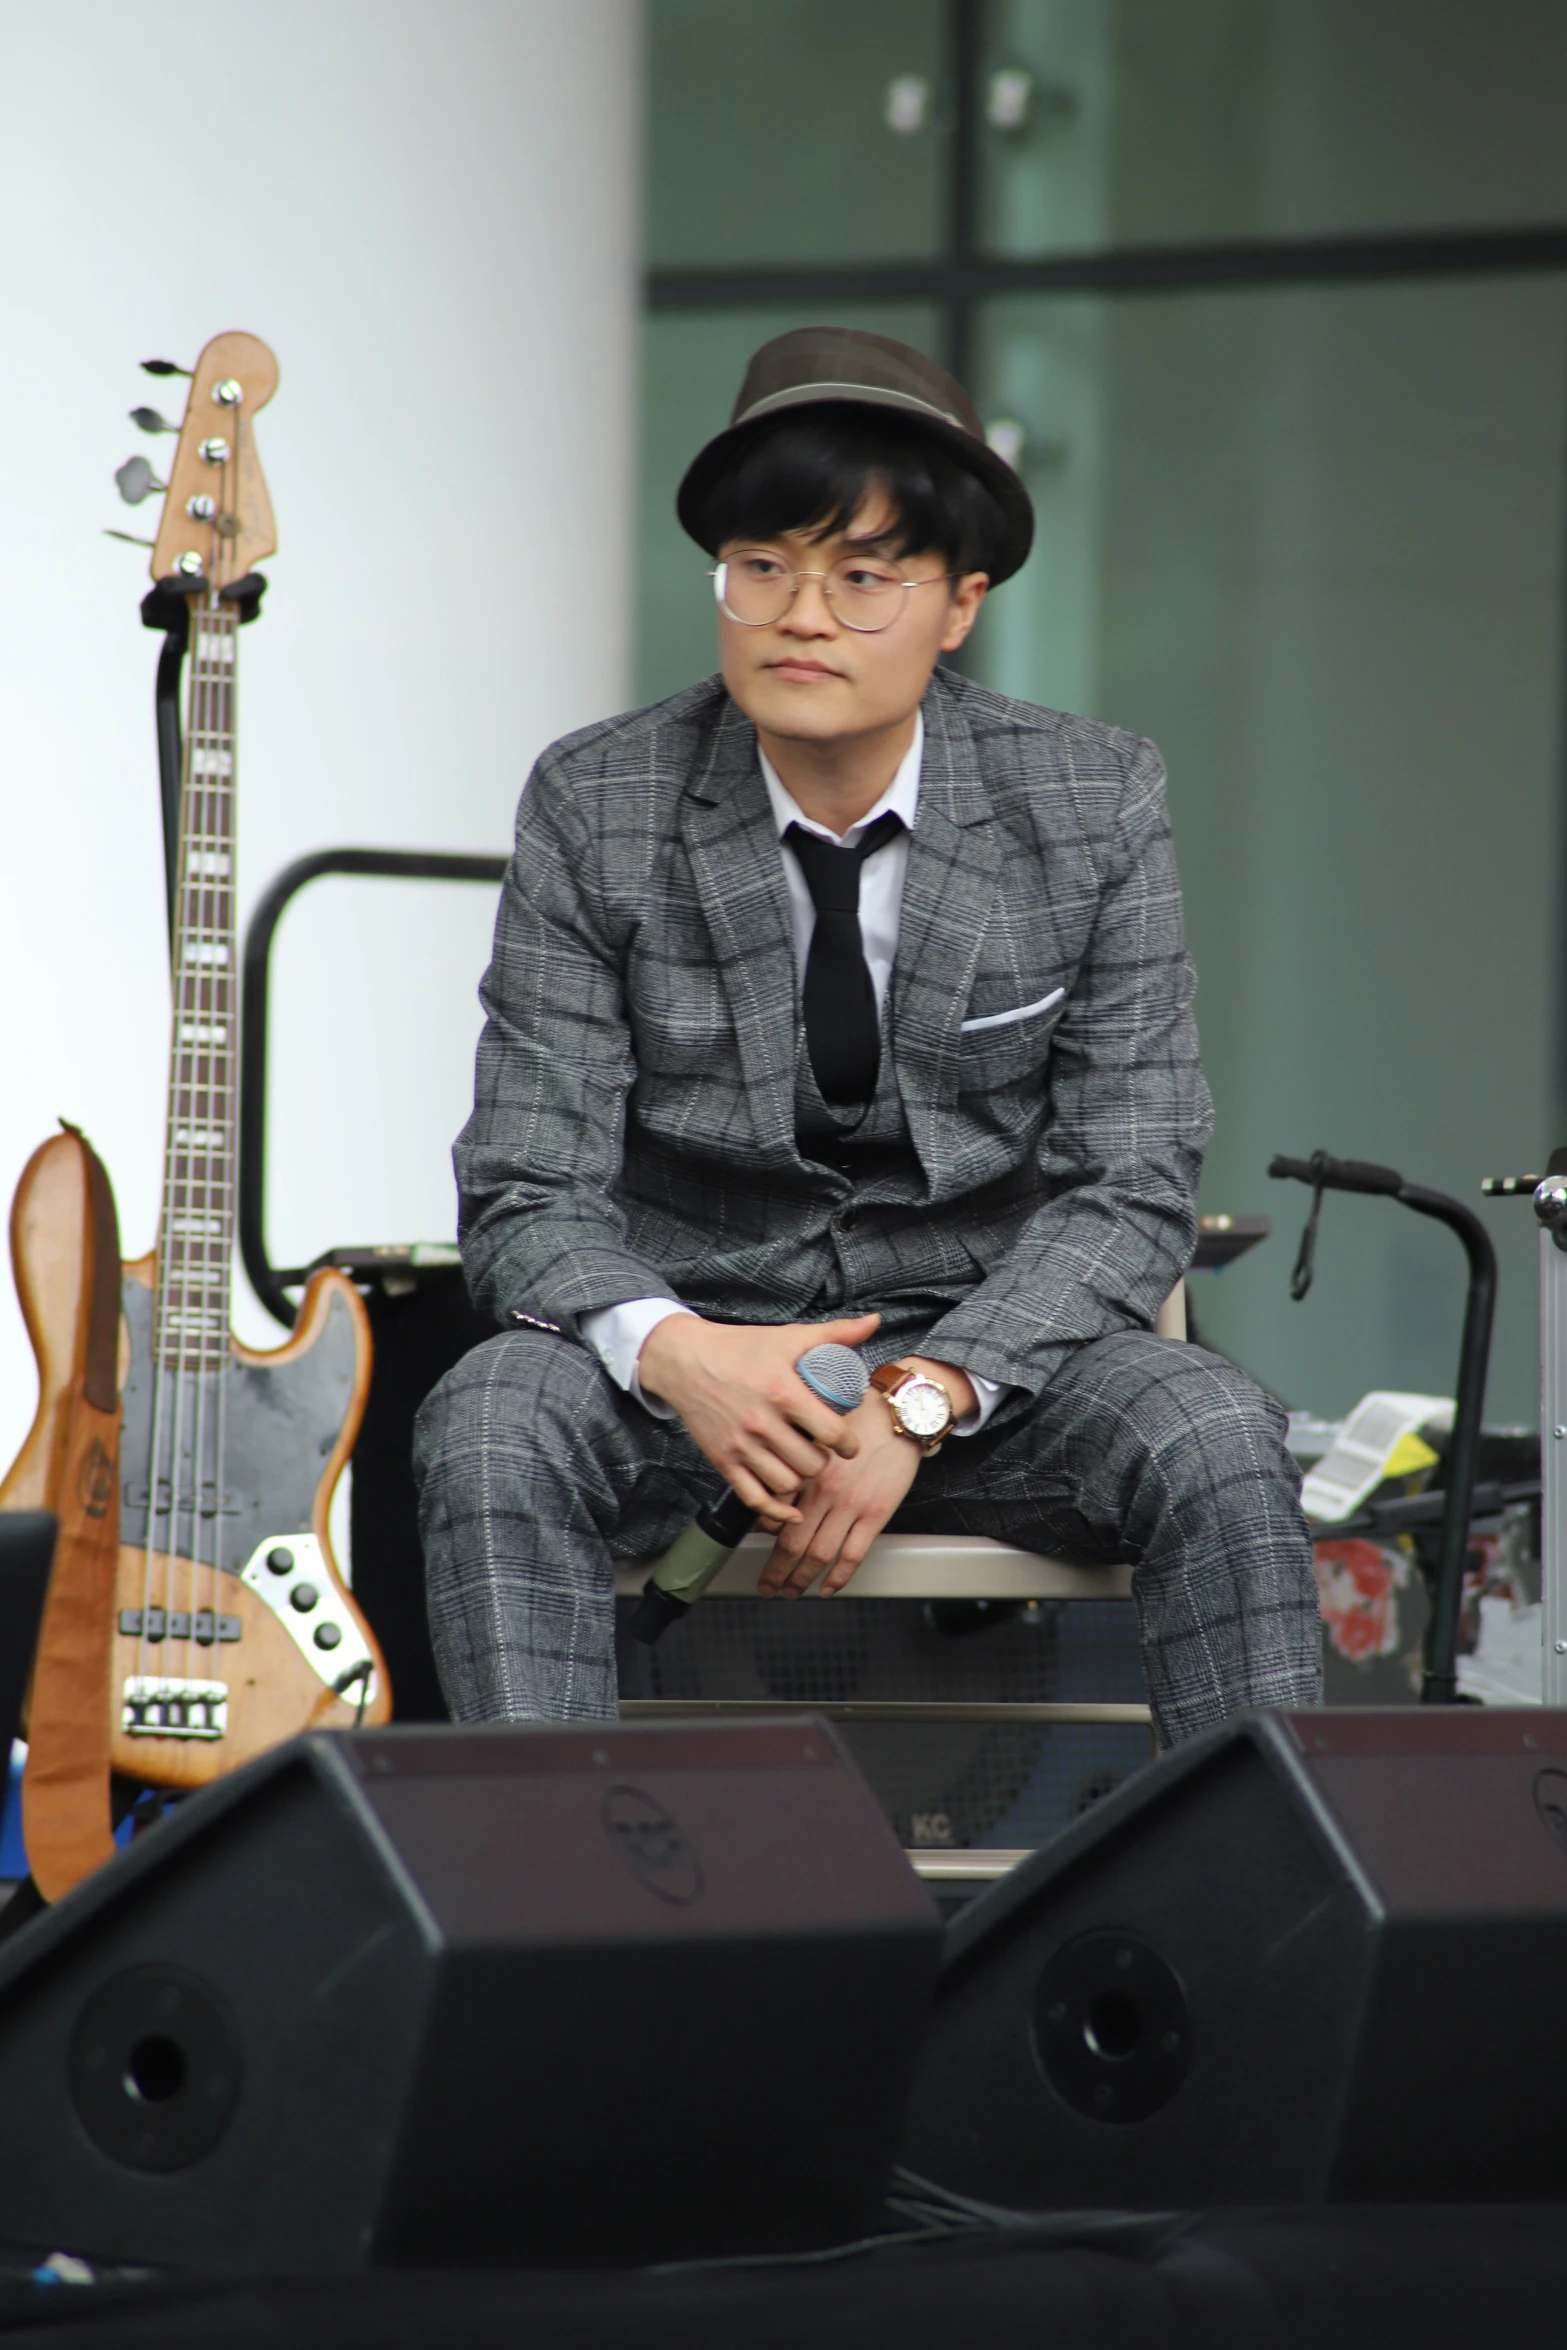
[
  {"x1": 1032, "y1": 1929, "x2": 1192, "y2": 2124},
  {"x1": 69, "y1": 1964, "x2": 242, "y2": 2172}
]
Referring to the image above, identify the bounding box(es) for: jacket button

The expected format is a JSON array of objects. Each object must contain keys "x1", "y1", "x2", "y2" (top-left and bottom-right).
[{"x1": 836, "y1": 1206, "x2": 858, "y2": 1232}]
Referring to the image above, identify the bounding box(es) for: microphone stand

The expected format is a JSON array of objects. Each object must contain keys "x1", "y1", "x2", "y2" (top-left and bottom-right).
[{"x1": 1270, "y1": 1150, "x2": 1498, "y2": 1705}]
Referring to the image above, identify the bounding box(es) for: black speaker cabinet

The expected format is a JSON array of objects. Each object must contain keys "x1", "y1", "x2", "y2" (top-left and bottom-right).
[
  {"x1": 0, "y1": 1718, "x2": 938, "y2": 2272},
  {"x1": 902, "y1": 1707, "x2": 1567, "y2": 2207}
]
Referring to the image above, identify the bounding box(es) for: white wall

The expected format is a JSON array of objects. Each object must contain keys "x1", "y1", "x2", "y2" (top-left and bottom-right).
[{"x1": 0, "y1": 0, "x2": 642, "y2": 1463}]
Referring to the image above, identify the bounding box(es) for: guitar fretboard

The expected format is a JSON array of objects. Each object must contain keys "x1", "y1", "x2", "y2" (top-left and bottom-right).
[{"x1": 154, "y1": 599, "x2": 239, "y2": 1373}]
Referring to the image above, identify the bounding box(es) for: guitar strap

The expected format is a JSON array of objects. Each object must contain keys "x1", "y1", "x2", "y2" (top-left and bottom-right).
[{"x1": 22, "y1": 1131, "x2": 121, "y2": 1900}]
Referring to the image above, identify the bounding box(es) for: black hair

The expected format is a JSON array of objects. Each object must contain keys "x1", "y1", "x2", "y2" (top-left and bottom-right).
[{"x1": 689, "y1": 406, "x2": 1006, "y2": 577}]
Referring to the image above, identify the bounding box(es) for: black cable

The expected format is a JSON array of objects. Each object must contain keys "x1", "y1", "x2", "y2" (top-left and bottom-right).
[
  {"x1": 643, "y1": 2170, "x2": 1192, "y2": 2276},
  {"x1": 1288, "y1": 1157, "x2": 1326, "y2": 1300},
  {"x1": 884, "y1": 2166, "x2": 1184, "y2": 2251},
  {"x1": 330, "y1": 1659, "x2": 374, "y2": 1728}
]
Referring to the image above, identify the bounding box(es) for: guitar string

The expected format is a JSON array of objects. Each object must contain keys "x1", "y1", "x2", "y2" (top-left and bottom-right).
[
  {"x1": 185, "y1": 603, "x2": 219, "y2": 1695},
  {"x1": 191, "y1": 600, "x2": 237, "y2": 1701},
  {"x1": 174, "y1": 617, "x2": 203, "y2": 1696},
  {"x1": 206, "y1": 500, "x2": 236, "y2": 1685},
  {"x1": 185, "y1": 604, "x2": 220, "y2": 1693},
  {"x1": 197, "y1": 604, "x2": 236, "y2": 1689},
  {"x1": 200, "y1": 601, "x2": 238, "y2": 1705},
  {"x1": 211, "y1": 606, "x2": 234, "y2": 1674},
  {"x1": 163, "y1": 602, "x2": 206, "y2": 1700},
  {"x1": 193, "y1": 604, "x2": 221, "y2": 1690}
]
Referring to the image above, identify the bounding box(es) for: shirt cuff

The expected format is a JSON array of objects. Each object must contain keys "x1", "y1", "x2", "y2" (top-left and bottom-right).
[
  {"x1": 579, "y1": 1297, "x2": 696, "y2": 1419},
  {"x1": 951, "y1": 1370, "x2": 1005, "y2": 1436}
]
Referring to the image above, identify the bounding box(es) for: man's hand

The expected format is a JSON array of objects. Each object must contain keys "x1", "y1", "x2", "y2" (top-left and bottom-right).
[
  {"x1": 757, "y1": 1355, "x2": 976, "y2": 1597},
  {"x1": 637, "y1": 1311, "x2": 881, "y2": 1522}
]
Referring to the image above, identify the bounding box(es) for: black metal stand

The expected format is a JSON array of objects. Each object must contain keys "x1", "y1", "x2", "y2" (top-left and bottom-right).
[
  {"x1": 1269, "y1": 1151, "x2": 1498, "y2": 1704},
  {"x1": 236, "y1": 847, "x2": 507, "y2": 1328}
]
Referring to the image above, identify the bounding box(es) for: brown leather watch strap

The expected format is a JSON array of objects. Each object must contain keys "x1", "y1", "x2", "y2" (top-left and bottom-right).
[{"x1": 869, "y1": 1362, "x2": 913, "y2": 1397}]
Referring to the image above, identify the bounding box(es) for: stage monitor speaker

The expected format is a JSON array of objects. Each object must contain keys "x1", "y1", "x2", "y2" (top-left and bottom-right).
[
  {"x1": 0, "y1": 1717, "x2": 938, "y2": 2272},
  {"x1": 902, "y1": 1707, "x2": 1567, "y2": 2207}
]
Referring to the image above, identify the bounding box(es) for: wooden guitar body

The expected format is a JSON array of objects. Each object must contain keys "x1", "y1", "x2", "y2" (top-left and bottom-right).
[
  {"x1": 110, "y1": 1257, "x2": 388, "y2": 1789},
  {"x1": 3, "y1": 1137, "x2": 389, "y2": 1793}
]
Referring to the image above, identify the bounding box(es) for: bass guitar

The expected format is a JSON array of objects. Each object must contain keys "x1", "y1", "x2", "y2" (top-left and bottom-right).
[{"x1": 2, "y1": 330, "x2": 390, "y2": 1801}]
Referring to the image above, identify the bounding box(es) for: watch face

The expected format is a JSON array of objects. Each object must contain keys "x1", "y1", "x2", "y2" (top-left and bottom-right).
[{"x1": 897, "y1": 1378, "x2": 951, "y2": 1439}]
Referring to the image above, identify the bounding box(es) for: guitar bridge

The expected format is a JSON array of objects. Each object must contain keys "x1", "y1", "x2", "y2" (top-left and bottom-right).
[{"x1": 121, "y1": 1678, "x2": 228, "y2": 1739}]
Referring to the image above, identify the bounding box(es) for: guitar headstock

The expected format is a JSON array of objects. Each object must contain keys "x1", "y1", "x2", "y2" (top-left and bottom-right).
[{"x1": 148, "y1": 331, "x2": 279, "y2": 589}]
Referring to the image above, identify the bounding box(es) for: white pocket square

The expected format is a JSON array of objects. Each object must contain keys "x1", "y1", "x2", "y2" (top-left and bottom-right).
[{"x1": 960, "y1": 985, "x2": 1066, "y2": 1035}]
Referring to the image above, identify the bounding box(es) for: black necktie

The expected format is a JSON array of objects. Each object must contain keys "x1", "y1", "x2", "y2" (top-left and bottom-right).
[{"x1": 784, "y1": 811, "x2": 904, "y2": 1106}]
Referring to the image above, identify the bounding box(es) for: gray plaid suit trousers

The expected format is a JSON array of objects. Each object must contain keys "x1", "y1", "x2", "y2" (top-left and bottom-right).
[{"x1": 414, "y1": 1323, "x2": 1321, "y2": 1748}]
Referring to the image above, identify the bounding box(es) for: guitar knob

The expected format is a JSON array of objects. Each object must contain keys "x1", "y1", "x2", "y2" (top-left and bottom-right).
[
  {"x1": 289, "y1": 1583, "x2": 320, "y2": 1614},
  {"x1": 313, "y1": 1623, "x2": 343, "y2": 1651},
  {"x1": 265, "y1": 1546, "x2": 294, "y2": 1574},
  {"x1": 130, "y1": 406, "x2": 180, "y2": 435}
]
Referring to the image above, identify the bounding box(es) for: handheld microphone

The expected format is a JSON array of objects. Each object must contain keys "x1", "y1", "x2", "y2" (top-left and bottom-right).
[{"x1": 628, "y1": 1342, "x2": 870, "y2": 1646}]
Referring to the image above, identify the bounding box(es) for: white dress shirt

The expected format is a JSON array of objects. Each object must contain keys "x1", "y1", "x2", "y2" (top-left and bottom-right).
[
  {"x1": 761, "y1": 715, "x2": 922, "y2": 1017},
  {"x1": 581, "y1": 712, "x2": 1003, "y2": 1433}
]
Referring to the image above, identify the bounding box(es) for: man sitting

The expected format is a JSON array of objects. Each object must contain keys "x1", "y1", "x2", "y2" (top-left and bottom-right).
[{"x1": 414, "y1": 326, "x2": 1321, "y2": 1746}]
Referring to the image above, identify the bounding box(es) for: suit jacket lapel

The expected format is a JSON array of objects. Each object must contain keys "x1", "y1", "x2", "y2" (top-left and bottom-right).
[
  {"x1": 891, "y1": 677, "x2": 1003, "y2": 1183},
  {"x1": 678, "y1": 695, "x2": 801, "y2": 1163}
]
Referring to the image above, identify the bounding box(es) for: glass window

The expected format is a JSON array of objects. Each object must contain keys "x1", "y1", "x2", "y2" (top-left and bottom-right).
[
  {"x1": 979, "y1": 0, "x2": 1567, "y2": 254},
  {"x1": 636, "y1": 303, "x2": 943, "y2": 705},
  {"x1": 647, "y1": 0, "x2": 947, "y2": 268},
  {"x1": 974, "y1": 278, "x2": 1567, "y2": 1418}
]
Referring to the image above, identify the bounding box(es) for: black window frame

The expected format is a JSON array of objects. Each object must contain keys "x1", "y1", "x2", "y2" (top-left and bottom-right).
[{"x1": 645, "y1": 0, "x2": 1567, "y2": 376}]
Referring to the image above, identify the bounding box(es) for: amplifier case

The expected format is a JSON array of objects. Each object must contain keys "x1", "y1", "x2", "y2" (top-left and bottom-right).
[
  {"x1": 0, "y1": 1718, "x2": 938, "y2": 2271},
  {"x1": 902, "y1": 1708, "x2": 1567, "y2": 2207}
]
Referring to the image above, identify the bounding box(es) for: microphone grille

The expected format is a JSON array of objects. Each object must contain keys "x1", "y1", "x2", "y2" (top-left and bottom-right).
[{"x1": 795, "y1": 1342, "x2": 870, "y2": 1413}]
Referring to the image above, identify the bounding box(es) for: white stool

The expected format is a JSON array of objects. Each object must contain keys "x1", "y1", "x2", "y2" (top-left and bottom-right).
[
  {"x1": 615, "y1": 1535, "x2": 1149, "y2": 1887},
  {"x1": 614, "y1": 1535, "x2": 1147, "y2": 1717}
]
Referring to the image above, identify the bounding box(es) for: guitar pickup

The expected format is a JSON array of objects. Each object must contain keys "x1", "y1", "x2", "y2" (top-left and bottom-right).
[
  {"x1": 118, "y1": 1609, "x2": 241, "y2": 1643},
  {"x1": 124, "y1": 1483, "x2": 240, "y2": 1519}
]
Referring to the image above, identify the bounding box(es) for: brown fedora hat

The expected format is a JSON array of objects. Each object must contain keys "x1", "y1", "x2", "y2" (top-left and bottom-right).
[{"x1": 676, "y1": 325, "x2": 1034, "y2": 586}]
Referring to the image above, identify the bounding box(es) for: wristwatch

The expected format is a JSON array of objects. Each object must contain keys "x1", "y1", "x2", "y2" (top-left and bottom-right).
[{"x1": 869, "y1": 1362, "x2": 955, "y2": 1456}]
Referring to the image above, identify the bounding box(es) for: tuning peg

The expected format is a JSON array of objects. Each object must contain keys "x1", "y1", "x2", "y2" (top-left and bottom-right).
[
  {"x1": 141, "y1": 358, "x2": 191, "y2": 378},
  {"x1": 115, "y1": 455, "x2": 165, "y2": 506},
  {"x1": 103, "y1": 528, "x2": 156, "y2": 547},
  {"x1": 129, "y1": 405, "x2": 179, "y2": 435}
]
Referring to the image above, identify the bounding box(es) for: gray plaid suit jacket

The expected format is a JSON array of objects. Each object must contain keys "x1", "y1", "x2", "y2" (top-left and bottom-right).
[{"x1": 455, "y1": 666, "x2": 1213, "y2": 1402}]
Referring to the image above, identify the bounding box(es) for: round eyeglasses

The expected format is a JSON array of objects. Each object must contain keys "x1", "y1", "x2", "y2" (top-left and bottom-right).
[{"x1": 710, "y1": 548, "x2": 957, "y2": 635}]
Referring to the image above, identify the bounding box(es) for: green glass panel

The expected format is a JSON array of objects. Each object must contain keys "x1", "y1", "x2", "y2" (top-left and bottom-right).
[
  {"x1": 973, "y1": 280, "x2": 1566, "y2": 1423},
  {"x1": 635, "y1": 303, "x2": 943, "y2": 708},
  {"x1": 979, "y1": 0, "x2": 1567, "y2": 255},
  {"x1": 646, "y1": 0, "x2": 945, "y2": 266}
]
